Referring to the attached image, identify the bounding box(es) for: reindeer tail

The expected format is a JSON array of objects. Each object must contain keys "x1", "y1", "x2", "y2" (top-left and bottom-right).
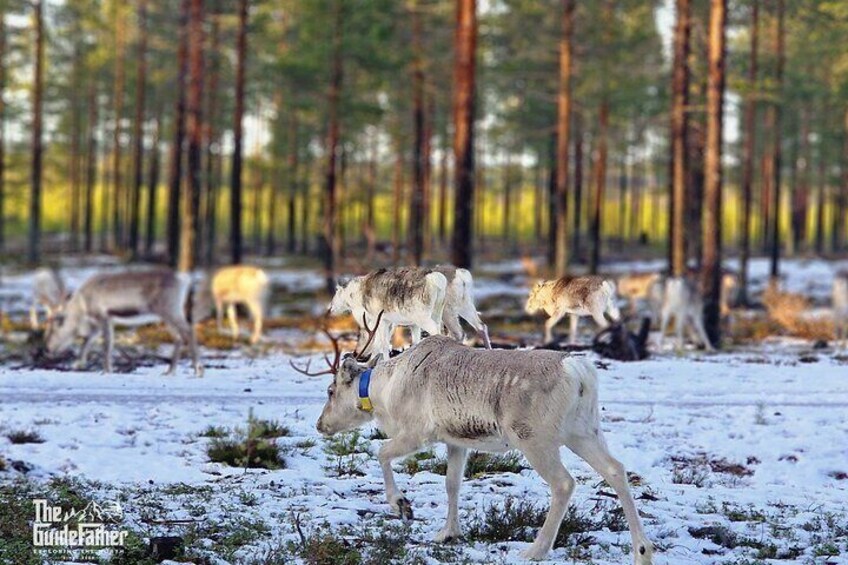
[{"x1": 426, "y1": 272, "x2": 449, "y2": 330}]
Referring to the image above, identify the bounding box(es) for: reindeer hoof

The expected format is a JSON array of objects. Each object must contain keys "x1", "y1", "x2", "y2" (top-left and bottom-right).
[
  {"x1": 395, "y1": 497, "x2": 414, "y2": 521},
  {"x1": 434, "y1": 527, "x2": 460, "y2": 543},
  {"x1": 519, "y1": 546, "x2": 548, "y2": 561}
]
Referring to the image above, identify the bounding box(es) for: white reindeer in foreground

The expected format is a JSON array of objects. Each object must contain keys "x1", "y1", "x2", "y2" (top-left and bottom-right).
[
  {"x1": 658, "y1": 276, "x2": 714, "y2": 351},
  {"x1": 525, "y1": 275, "x2": 621, "y2": 344},
  {"x1": 329, "y1": 267, "x2": 447, "y2": 357},
  {"x1": 31, "y1": 268, "x2": 69, "y2": 330},
  {"x1": 833, "y1": 273, "x2": 848, "y2": 348},
  {"x1": 211, "y1": 265, "x2": 270, "y2": 344},
  {"x1": 46, "y1": 269, "x2": 202, "y2": 375},
  {"x1": 300, "y1": 326, "x2": 653, "y2": 563}
]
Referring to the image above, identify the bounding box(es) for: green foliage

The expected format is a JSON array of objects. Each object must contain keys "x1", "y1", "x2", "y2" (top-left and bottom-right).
[
  {"x1": 205, "y1": 411, "x2": 288, "y2": 470},
  {"x1": 322, "y1": 430, "x2": 371, "y2": 477}
]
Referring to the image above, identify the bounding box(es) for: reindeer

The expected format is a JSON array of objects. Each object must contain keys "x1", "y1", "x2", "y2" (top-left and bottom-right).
[
  {"x1": 30, "y1": 268, "x2": 69, "y2": 330},
  {"x1": 657, "y1": 276, "x2": 714, "y2": 351},
  {"x1": 211, "y1": 265, "x2": 270, "y2": 345},
  {"x1": 329, "y1": 267, "x2": 447, "y2": 357},
  {"x1": 433, "y1": 265, "x2": 491, "y2": 348},
  {"x1": 297, "y1": 320, "x2": 653, "y2": 563},
  {"x1": 525, "y1": 275, "x2": 621, "y2": 344},
  {"x1": 833, "y1": 273, "x2": 848, "y2": 348},
  {"x1": 46, "y1": 269, "x2": 202, "y2": 375},
  {"x1": 617, "y1": 272, "x2": 662, "y2": 315}
]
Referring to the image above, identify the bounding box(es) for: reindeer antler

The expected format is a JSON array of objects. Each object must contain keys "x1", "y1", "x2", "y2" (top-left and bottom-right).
[
  {"x1": 290, "y1": 319, "x2": 343, "y2": 377},
  {"x1": 353, "y1": 310, "x2": 384, "y2": 361}
]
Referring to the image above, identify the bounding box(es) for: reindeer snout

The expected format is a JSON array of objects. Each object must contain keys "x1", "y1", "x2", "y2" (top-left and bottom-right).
[{"x1": 316, "y1": 417, "x2": 327, "y2": 435}]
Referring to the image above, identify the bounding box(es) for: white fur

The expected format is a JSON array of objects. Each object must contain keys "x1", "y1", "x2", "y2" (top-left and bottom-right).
[
  {"x1": 30, "y1": 268, "x2": 67, "y2": 330},
  {"x1": 833, "y1": 276, "x2": 848, "y2": 348},
  {"x1": 525, "y1": 277, "x2": 621, "y2": 344},
  {"x1": 658, "y1": 277, "x2": 715, "y2": 351}
]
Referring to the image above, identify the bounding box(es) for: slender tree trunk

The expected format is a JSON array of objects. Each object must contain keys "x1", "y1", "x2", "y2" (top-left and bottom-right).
[
  {"x1": 365, "y1": 134, "x2": 377, "y2": 260},
  {"x1": 702, "y1": 0, "x2": 726, "y2": 348},
  {"x1": 572, "y1": 115, "x2": 583, "y2": 260},
  {"x1": 167, "y1": 0, "x2": 189, "y2": 267},
  {"x1": 322, "y1": 0, "x2": 343, "y2": 291},
  {"x1": 739, "y1": 0, "x2": 758, "y2": 305},
  {"x1": 111, "y1": 0, "x2": 126, "y2": 250},
  {"x1": 129, "y1": 0, "x2": 147, "y2": 259},
  {"x1": 300, "y1": 159, "x2": 312, "y2": 255},
  {"x1": 438, "y1": 120, "x2": 449, "y2": 244},
  {"x1": 814, "y1": 105, "x2": 827, "y2": 255},
  {"x1": 29, "y1": 0, "x2": 45, "y2": 264},
  {"x1": 286, "y1": 114, "x2": 299, "y2": 254},
  {"x1": 392, "y1": 144, "x2": 403, "y2": 264},
  {"x1": 451, "y1": 0, "x2": 477, "y2": 269},
  {"x1": 547, "y1": 133, "x2": 556, "y2": 267},
  {"x1": 502, "y1": 150, "x2": 512, "y2": 245},
  {"x1": 69, "y1": 39, "x2": 83, "y2": 253},
  {"x1": 792, "y1": 106, "x2": 810, "y2": 253},
  {"x1": 145, "y1": 106, "x2": 162, "y2": 256},
  {"x1": 268, "y1": 95, "x2": 283, "y2": 256},
  {"x1": 838, "y1": 108, "x2": 848, "y2": 252},
  {"x1": 769, "y1": 0, "x2": 784, "y2": 279},
  {"x1": 533, "y1": 159, "x2": 543, "y2": 245},
  {"x1": 589, "y1": 99, "x2": 609, "y2": 275},
  {"x1": 553, "y1": 0, "x2": 575, "y2": 276},
  {"x1": 670, "y1": 0, "x2": 690, "y2": 276},
  {"x1": 0, "y1": 13, "x2": 7, "y2": 254},
  {"x1": 84, "y1": 77, "x2": 98, "y2": 254},
  {"x1": 204, "y1": 3, "x2": 220, "y2": 266},
  {"x1": 409, "y1": 1, "x2": 425, "y2": 266},
  {"x1": 230, "y1": 0, "x2": 248, "y2": 264},
  {"x1": 423, "y1": 96, "x2": 434, "y2": 254}
]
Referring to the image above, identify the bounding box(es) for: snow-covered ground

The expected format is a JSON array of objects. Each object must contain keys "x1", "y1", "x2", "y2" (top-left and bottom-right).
[{"x1": 1, "y1": 257, "x2": 847, "y2": 563}]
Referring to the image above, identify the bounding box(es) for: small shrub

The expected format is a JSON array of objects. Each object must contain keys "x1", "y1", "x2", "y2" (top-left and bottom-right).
[
  {"x1": 688, "y1": 524, "x2": 738, "y2": 549},
  {"x1": 464, "y1": 452, "x2": 527, "y2": 478},
  {"x1": 199, "y1": 425, "x2": 228, "y2": 438},
  {"x1": 6, "y1": 430, "x2": 45, "y2": 444},
  {"x1": 323, "y1": 431, "x2": 371, "y2": 477},
  {"x1": 399, "y1": 450, "x2": 438, "y2": 475},
  {"x1": 465, "y1": 498, "x2": 544, "y2": 543},
  {"x1": 367, "y1": 428, "x2": 388, "y2": 440},
  {"x1": 205, "y1": 411, "x2": 286, "y2": 470}
]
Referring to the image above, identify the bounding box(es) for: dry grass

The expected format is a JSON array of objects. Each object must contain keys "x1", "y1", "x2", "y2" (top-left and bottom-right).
[{"x1": 762, "y1": 284, "x2": 834, "y2": 340}]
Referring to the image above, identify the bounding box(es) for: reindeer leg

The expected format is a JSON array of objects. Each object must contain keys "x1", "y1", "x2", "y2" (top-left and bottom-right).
[
  {"x1": 226, "y1": 303, "x2": 239, "y2": 341},
  {"x1": 518, "y1": 445, "x2": 576, "y2": 561},
  {"x1": 435, "y1": 444, "x2": 468, "y2": 542},
  {"x1": 76, "y1": 332, "x2": 98, "y2": 370},
  {"x1": 377, "y1": 434, "x2": 423, "y2": 521},
  {"x1": 101, "y1": 318, "x2": 114, "y2": 374},
  {"x1": 443, "y1": 314, "x2": 464, "y2": 342},
  {"x1": 569, "y1": 314, "x2": 580, "y2": 344},
  {"x1": 691, "y1": 311, "x2": 715, "y2": 351},
  {"x1": 30, "y1": 304, "x2": 39, "y2": 330},
  {"x1": 565, "y1": 433, "x2": 653, "y2": 565},
  {"x1": 544, "y1": 311, "x2": 564, "y2": 344},
  {"x1": 247, "y1": 299, "x2": 262, "y2": 345},
  {"x1": 215, "y1": 297, "x2": 224, "y2": 332}
]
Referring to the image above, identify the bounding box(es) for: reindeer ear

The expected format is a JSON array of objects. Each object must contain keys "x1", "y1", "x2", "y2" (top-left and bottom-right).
[{"x1": 367, "y1": 354, "x2": 383, "y2": 368}]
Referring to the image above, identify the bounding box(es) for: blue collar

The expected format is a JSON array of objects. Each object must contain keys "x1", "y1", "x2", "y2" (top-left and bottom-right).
[{"x1": 358, "y1": 368, "x2": 373, "y2": 412}]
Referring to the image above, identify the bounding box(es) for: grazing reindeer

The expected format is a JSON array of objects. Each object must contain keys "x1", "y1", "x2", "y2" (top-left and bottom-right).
[
  {"x1": 46, "y1": 269, "x2": 202, "y2": 375},
  {"x1": 833, "y1": 274, "x2": 848, "y2": 347},
  {"x1": 329, "y1": 267, "x2": 447, "y2": 357},
  {"x1": 617, "y1": 272, "x2": 662, "y2": 315},
  {"x1": 211, "y1": 265, "x2": 270, "y2": 344},
  {"x1": 30, "y1": 268, "x2": 69, "y2": 330},
  {"x1": 525, "y1": 275, "x2": 621, "y2": 344},
  {"x1": 305, "y1": 331, "x2": 653, "y2": 563},
  {"x1": 434, "y1": 265, "x2": 491, "y2": 348},
  {"x1": 658, "y1": 277, "x2": 714, "y2": 351}
]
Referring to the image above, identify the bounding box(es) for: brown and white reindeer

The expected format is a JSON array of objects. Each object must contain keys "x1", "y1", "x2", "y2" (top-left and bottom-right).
[
  {"x1": 525, "y1": 275, "x2": 621, "y2": 344},
  {"x1": 328, "y1": 267, "x2": 447, "y2": 357},
  {"x1": 297, "y1": 321, "x2": 653, "y2": 563},
  {"x1": 211, "y1": 265, "x2": 270, "y2": 344},
  {"x1": 30, "y1": 267, "x2": 69, "y2": 330},
  {"x1": 616, "y1": 272, "x2": 663, "y2": 316},
  {"x1": 833, "y1": 273, "x2": 848, "y2": 348},
  {"x1": 657, "y1": 276, "x2": 715, "y2": 351},
  {"x1": 46, "y1": 269, "x2": 202, "y2": 375}
]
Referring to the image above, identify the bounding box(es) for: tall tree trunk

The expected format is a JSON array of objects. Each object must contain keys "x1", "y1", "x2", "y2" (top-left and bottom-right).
[
  {"x1": 392, "y1": 144, "x2": 403, "y2": 265},
  {"x1": 29, "y1": 0, "x2": 45, "y2": 264},
  {"x1": 268, "y1": 95, "x2": 283, "y2": 256},
  {"x1": 792, "y1": 106, "x2": 810, "y2": 253},
  {"x1": 739, "y1": 0, "x2": 758, "y2": 305},
  {"x1": 145, "y1": 106, "x2": 162, "y2": 256},
  {"x1": 451, "y1": 0, "x2": 477, "y2": 269},
  {"x1": 768, "y1": 0, "x2": 784, "y2": 279},
  {"x1": 546, "y1": 133, "x2": 556, "y2": 266},
  {"x1": 502, "y1": 150, "x2": 512, "y2": 245},
  {"x1": 670, "y1": 0, "x2": 690, "y2": 276},
  {"x1": 69, "y1": 38, "x2": 83, "y2": 253},
  {"x1": 814, "y1": 104, "x2": 827, "y2": 255},
  {"x1": 167, "y1": 0, "x2": 189, "y2": 267},
  {"x1": 409, "y1": 0, "x2": 425, "y2": 266},
  {"x1": 129, "y1": 0, "x2": 147, "y2": 259},
  {"x1": 572, "y1": 115, "x2": 583, "y2": 259},
  {"x1": 553, "y1": 0, "x2": 574, "y2": 276},
  {"x1": 838, "y1": 108, "x2": 848, "y2": 252},
  {"x1": 0, "y1": 12, "x2": 6, "y2": 254},
  {"x1": 589, "y1": 99, "x2": 609, "y2": 275},
  {"x1": 179, "y1": 0, "x2": 203, "y2": 273},
  {"x1": 111, "y1": 0, "x2": 127, "y2": 250},
  {"x1": 322, "y1": 0, "x2": 343, "y2": 291},
  {"x1": 286, "y1": 113, "x2": 299, "y2": 254},
  {"x1": 365, "y1": 134, "x2": 377, "y2": 260},
  {"x1": 230, "y1": 0, "x2": 248, "y2": 264},
  {"x1": 438, "y1": 120, "x2": 449, "y2": 245},
  {"x1": 84, "y1": 77, "x2": 98, "y2": 254},
  {"x1": 702, "y1": 0, "x2": 726, "y2": 348},
  {"x1": 204, "y1": 3, "x2": 221, "y2": 266}
]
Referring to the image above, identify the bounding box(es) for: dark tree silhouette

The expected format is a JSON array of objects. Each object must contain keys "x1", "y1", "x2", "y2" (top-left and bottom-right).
[
  {"x1": 29, "y1": 0, "x2": 44, "y2": 265},
  {"x1": 230, "y1": 0, "x2": 248, "y2": 264}
]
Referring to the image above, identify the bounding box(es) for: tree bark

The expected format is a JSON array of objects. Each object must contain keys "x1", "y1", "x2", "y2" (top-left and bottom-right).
[
  {"x1": 286, "y1": 113, "x2": 299, "y2": 254},
  {"x1": 553, "y1": 0, "x2": 575, "y2": 277},
  {"x1": 438, "y1": 121, "x2": 450, "y2": 246},
  {"x1": 739, "y1": 0, "x2": 758, "y2": 305},
  {"x1": 29, "y1": 0, "x2": 45, "y2": 264},
  {"x1": 204, "y1": 3, "x2": 221, "y2": 266},
  {"x1": 167, "y1": 0, "x2": 189, "y2": 267},
  {"x1": 322, "y1": 0, "x2": 343, "y2": 291},
  {"x1": 129, "y1": 0, "x2": 148, "y2": 259},
  {"x1": 769, "y1": 0, "x2": 785, "y2": 278},
  {"x1": 179, "y1": 0, "x2": 203, "y2": 273},
  {"x1": 84, "y1": 76, "x2": 98, "y2": 254},
  {"x1": 145, "y1": 106, "x2": 162, "y2": 256},
  {"x1": 0, "y1": 13, "x2": 6, "y2": 253},
  {"x1": 589, "y1": 99, "x2": 609, "y2": 275},
  {"x1": 451, "y1": 0, "x2": 477, "y2": 269},
  {"x1": 792, "y1": 106, "x2": 810, "y2": 253},
  {"x1": 230, "y1": 0, "x2": 248, "y2": 264},
  {"x1": 702, "y1": 0, "x2": 726, "y2": 348},
  {"x1": 670, "y1": 0, "x2": 691, "y2": 276},
  {"x1": 69, "y1": 36, "x2": 83, "y2": 253},
  {"x1": 572, "y1": 115, "x2": 583, "y2": 260},
  {"x1": 111, "y1": 0, "x2": 127, "y2": 250},
  {"x1": 392, "y1": 143, "x2": 403, "y2": 265},
  {"x1": 409, "y1": 1, "x2": 426, "y2": 266}
]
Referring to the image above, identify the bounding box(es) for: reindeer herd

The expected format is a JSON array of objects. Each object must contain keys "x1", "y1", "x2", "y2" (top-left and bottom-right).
[{"x1": 14, "y1": 261, "x2": 848, "y2": 562}]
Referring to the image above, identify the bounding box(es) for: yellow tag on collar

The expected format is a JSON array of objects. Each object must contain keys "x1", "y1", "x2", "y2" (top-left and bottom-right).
[{"x1": 358, "y1": 397, "x2": 373, "y2": 412}]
